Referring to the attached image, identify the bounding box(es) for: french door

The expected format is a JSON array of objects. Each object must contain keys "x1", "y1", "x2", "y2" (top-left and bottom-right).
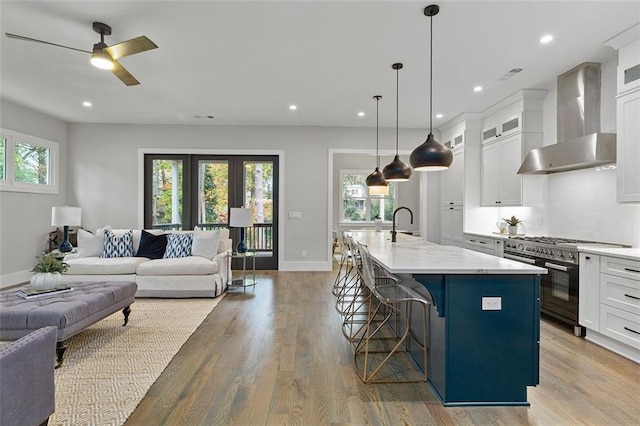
[{"x1": 144, "y1": 154, "x2": 278, "y2": 270}]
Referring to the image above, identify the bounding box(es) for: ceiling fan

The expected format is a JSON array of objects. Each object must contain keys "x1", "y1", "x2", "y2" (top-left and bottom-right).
[{"x1": 5, "y1": 22, "x2": 158, "y2": 86}]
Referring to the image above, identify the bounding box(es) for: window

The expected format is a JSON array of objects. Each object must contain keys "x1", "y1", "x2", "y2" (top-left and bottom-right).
[
  {"x1": 340, "y1": 170, "x2": 396, "y2": 223},
  {"x1": 0, "y1": 128, "x2": 59, "y2": 194}
]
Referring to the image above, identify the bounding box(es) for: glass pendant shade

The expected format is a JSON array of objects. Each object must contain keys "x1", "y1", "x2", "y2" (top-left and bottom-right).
[
  {"x1": 411, "y1": 4, "x2": 453, "y2": 172},
  {"x1": 410, "y1": 132, "x2": 453, "y2": 171},
  {"x1": 383, "y1": 155, "x2": 412, "y2": 182}
]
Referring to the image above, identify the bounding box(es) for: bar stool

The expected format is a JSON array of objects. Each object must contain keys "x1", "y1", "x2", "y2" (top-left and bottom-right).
[{"x1": 352, "y1": 243, "x2": 431, "y2": 384}]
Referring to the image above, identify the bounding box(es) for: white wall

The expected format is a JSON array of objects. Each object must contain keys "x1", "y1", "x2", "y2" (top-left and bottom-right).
[
  {"x1": 0, "y1": 99, "x2": 69, "y2": 287},
  {"x1": 68, "y1": 123, "x2": 429, "y2": 270}
]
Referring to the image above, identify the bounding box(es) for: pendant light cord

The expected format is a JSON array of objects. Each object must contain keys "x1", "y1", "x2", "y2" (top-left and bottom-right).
[
  {"x1": 376, "y1": 96, "x2": 380, "y2": 168},
  {"x1": 429, "y1": 13, "x2": 433, "y2": 134},
  {"x1": 396, "y1": 66, "x2": 399, "y2": 153}
]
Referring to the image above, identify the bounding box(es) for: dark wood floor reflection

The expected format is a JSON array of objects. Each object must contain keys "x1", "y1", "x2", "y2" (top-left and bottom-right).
[{"x1": 125, "y1": 269, "x2": 640, "y2": 425}]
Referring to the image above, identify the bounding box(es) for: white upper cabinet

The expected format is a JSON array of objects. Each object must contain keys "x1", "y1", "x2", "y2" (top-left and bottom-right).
[
  {"x1": 616, "y1": 91, "x2": 640, "y2": 202},
  {"x1": 606, "y1": 24, "x2": 640, "y2": 203},
  {"x1": 481, "y1": 113, "x2": 521, "y2": 144},
  {"x1": 479, "y1": 90, "x2": 544, "y2": 206},
  {"x1": 441, "y1": 148, "x2": 465, "y2": 206}
]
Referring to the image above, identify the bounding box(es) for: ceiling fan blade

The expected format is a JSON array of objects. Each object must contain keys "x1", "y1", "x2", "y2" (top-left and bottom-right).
[
  {"x1": 111, "y1": 60, "x2": 140, "y2": 86},
  {"x1": 5, "y1": 33, "x2": 91, "y2": 54},
  {"x1": 104, "y1": 35, "x2": 157, "y2": 60}
]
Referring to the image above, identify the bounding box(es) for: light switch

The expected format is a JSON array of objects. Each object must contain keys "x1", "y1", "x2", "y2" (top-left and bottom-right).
[
  {"x1": 289, "y1": 211, "x2": 302, "y2": 219},
  {"x1": 482, "y1": 297, "x2": 502, "y2": 311}
]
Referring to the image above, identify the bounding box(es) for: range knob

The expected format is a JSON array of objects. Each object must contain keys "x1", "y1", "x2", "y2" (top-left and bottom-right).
[
  {"x1": 517, "y1": 244, "x2": 524, "y2": 251},
  {"x1": 557, "y1": 251, "x2": 564, "y2": 257},
  {"x1": 568, "y1": 253, "x2": 575, "y2": 260}
]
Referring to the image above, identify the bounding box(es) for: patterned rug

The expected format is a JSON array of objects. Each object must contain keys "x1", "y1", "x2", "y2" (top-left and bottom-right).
[{"x1": 49, "y1": 297, "x2": 223, "y2": 425}]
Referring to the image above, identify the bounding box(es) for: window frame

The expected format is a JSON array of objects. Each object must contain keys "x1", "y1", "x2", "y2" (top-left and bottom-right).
[
  {"x1": 339, "y1": 169, "x2": 396, "y2": 225},
  {"x1": 0, "y1": 128, "x2": 59, "y2": 194}
]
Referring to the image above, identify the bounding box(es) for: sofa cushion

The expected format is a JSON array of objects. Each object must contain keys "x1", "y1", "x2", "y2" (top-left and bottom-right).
[
  {"x1": 65, "y1": 257, "x2": 148, "y2": 275},
  {"x1": 164, "y1": 233, "x2": 193, "y2": 258},
  {"x1": 136, "y1": 256, "x2": 218, "y2": 276},
  {"x1": 136, "y1": 230, "x2": 167, "y2": 259},
  {"x1": 192, "y1": 228, "x2": 220, "y2": 260},
  {"x1": 73, "y1": 226, "x2": 111, "y2": 259},
  {"x1": 103, "y1": 229, "x2": 134, "y2": 258}
]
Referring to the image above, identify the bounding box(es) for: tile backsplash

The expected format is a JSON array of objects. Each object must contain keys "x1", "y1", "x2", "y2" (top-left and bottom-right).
[{"x1": 545, "y1": 167, "x2": 639, "y2": 246}]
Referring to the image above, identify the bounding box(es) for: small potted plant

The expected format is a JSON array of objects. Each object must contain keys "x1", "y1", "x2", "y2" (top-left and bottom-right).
[
  {"x1": 502, "y1": 216, "x2": 523, "y2": 236},
  {"x1": 30, "y1": 253, "x2": 69, "y2": 290}
]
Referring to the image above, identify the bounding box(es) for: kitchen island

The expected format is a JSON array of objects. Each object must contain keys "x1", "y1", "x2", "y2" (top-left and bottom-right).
[{"x1": 348, "y1": 231, "x2": 546, "y2": 406}]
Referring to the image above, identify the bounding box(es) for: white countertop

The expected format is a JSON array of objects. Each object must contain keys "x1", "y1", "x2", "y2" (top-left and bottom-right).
[
  {"x1": 348, "y1": 231, "x2": 546, "y2": 275},
  {"x1": 577, "y1": 246, "x2": 640, "y2": 262}
]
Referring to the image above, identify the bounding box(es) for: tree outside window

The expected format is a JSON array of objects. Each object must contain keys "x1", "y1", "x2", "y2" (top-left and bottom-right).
[{"x1": 340, "y1": 170, "x2": 395, "y2": 222}]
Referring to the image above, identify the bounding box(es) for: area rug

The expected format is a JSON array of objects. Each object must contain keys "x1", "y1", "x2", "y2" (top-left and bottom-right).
[{"x1": 49, "y1": 296, "x2": 224, "y2": 426}]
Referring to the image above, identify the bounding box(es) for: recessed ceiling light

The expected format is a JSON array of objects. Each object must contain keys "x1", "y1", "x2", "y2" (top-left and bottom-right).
[
  {"x1": 358, "y1": 112, "x2": 365, "y2": 117},
  {"x1": 436, "y1": 113, "x2": 443, "y2": 118},
  {"x1": 82, "y1": 101, "x2": 92, "y2": 107},
  {"x1": 289, "y1": 105, "x2": 297, "y2": 111},
  {"x1": 473, "y1": 86, "x2": 483, "y2": 92},
  {"x1": 540, "y1": 35, "x2": 554, "y2": 44}
]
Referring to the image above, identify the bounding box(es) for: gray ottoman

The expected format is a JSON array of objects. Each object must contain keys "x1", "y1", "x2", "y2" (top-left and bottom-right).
[{"x1": 0, "y1": 281, "x2": 137, "y2": 366}]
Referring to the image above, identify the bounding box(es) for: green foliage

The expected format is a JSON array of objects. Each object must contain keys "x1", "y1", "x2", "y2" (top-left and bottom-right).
[
  {"x1": 32, "y1": 253, "x2": 69, "y2": 273},
  {"x1": 14, "y1": 142, "x2": 49, "y2": 184},
  {"x1": 502, "y1": 215, "x2": 523, "y2": 226}
]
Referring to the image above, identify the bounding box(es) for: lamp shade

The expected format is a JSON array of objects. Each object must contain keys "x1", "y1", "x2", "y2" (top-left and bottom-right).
[
  {"x1": 410, "y1": 133, "x2": 453, "y2": 171},
  {"x1": 229, "y1": 208, "x2": 253, "y2": 228},
  {"x1": 51, "y1": 206, "x2": 82, "y2": 226}
]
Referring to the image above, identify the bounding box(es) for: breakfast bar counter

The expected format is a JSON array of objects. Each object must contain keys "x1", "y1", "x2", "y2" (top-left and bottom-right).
[{"x1": 348, "y1": 231, "x2": 546, "y2": 407}]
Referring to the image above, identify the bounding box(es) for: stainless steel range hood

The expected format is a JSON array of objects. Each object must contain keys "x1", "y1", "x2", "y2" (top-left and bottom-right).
[{"x1": 518, "y1": 62, "x2": 616, "y2": 174}]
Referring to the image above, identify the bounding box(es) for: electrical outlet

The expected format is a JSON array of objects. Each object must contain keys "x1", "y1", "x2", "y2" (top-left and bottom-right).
[
  {"x1": 482, "y1": 297, "x2": 502, "y2": 311},
  {"x1": 301, "y1": 250, "x2": 307, "y2": 258}
]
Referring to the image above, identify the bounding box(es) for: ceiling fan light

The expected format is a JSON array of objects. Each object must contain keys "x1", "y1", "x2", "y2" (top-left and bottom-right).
[
  {"x1": 91, "y1": 45, "x2": 114, "y2": 70},
  {"x1": 410, "y1": 133, "x2": 453, "y2": 171}
]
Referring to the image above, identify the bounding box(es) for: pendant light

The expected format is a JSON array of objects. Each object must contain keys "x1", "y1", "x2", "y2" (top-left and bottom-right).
[
  {"x1": 410, "y1": 4, "x2": 453, "y2": 172},
  {"x1": 366, "y1": 95, "x2": 389, "y2": 196},
  {"x1": 383, "y1": 63, "x2": 412, "y2": 182}
]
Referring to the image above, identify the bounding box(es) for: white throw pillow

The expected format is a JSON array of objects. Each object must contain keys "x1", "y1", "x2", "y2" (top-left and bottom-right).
[
  {"x1": 75, "y1": 226, "x2": 111, "y2": 258},
  {"x1": 192, "y1": 227, "x2": 221, "y2": 260}
]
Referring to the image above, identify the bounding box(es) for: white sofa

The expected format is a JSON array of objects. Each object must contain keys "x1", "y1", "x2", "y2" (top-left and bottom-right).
[{"x1": 61, "y1": 227, "x2": 231, "y2": 298}]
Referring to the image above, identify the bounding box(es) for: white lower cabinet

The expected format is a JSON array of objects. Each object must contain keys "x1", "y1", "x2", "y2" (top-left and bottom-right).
[
  {"x1": 579, "y1": 252, "x2": 640, "y2": 362},
  {"x1": 463, "y1": 233, "x2": 503, "y2": 257},
  {"x1": 441, "y1": 205, "x2": 463, "y2": 247}
]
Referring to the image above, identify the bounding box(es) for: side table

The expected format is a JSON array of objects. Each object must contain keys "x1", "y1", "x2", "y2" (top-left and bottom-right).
[{"x1": 228, "y1": 251, "x2": 256, "y2": 291}]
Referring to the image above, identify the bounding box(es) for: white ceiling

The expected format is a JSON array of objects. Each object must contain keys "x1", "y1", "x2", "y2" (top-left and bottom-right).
[{"x1": 1, "y1": 1, "x2": 639, "y2": 129}]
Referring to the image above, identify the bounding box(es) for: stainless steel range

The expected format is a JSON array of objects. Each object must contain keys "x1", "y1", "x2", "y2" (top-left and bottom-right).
[{"x1": 503, "y1": 236, "x2": 629, "y2": 336}]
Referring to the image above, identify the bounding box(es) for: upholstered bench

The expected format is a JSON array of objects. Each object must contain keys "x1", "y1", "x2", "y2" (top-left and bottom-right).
[{"x1": 0, "y1": 281, "x2": 137, "y2": 367}]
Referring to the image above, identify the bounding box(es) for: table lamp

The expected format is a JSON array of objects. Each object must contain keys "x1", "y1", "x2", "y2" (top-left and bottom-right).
[
  {"x1": 51, "y1": 206, "x2": 82, "y2": 253},
  {"x1": 229, "y1": 207, "x2": 253, "y2": 254}
]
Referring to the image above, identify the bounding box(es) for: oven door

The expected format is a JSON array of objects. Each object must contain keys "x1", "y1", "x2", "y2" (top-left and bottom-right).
[{"x1": 540, "y1": 260, "x2": 579, "y2": 324}]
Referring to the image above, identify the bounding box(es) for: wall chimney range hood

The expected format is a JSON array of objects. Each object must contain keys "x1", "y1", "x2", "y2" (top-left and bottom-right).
[{"x1": 518, "y1": 62, "x2": 616, "y2": 174}]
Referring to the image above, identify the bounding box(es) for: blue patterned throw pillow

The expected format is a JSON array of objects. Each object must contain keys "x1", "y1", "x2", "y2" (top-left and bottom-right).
[
  {"x1": 164, "y1": 233, "x2": 193, "y2": 258},
  {"x1": 102, "y1": 229, "x2": 134, "y2": 258}
]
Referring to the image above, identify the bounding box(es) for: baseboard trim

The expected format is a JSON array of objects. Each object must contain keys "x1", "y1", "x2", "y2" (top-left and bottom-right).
[
  {"x1": 0, "y1": 270, "x2": 31, "y2": 289},
  {"x1": 280, "y1": 260, "x2": 332, "y2": 272}
]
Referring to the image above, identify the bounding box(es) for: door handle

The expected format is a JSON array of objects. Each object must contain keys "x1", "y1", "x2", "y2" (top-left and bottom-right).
[
  {"x1": 624, "y1": 326, "x2": 640, "y2": 335},
  {"x1": 624, "y1": 267, "x2": 640, "y2": 274},
  {"x1": 624, "y1": 293, "x2": 640, "y2": 301},
  {"x1": 544, "y1": 262, "x2": 569, "y2": 272}
]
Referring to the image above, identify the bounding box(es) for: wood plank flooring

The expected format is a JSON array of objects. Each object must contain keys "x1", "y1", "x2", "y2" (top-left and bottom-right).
[{"x1": 125, "y1": 269, "x2": 640, "y2": 425}]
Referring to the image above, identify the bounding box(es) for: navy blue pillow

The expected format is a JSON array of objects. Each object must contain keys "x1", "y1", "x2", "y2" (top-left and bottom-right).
[{"x1": 136, "y1": 230, "x2": 167, "y2": 259}]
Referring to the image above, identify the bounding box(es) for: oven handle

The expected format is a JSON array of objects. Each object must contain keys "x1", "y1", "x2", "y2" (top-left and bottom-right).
[
  {"x1": 544, "y1": 262, "x2": 569, "y2": 272},
  {"x1": 504, "y1": 253, "x2": 537, "y2": 265}
]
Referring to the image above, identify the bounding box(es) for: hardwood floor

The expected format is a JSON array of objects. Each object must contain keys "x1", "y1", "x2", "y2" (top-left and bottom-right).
[{"x1": 125, "y1": 269, "x2": 640, "y2": 425}]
